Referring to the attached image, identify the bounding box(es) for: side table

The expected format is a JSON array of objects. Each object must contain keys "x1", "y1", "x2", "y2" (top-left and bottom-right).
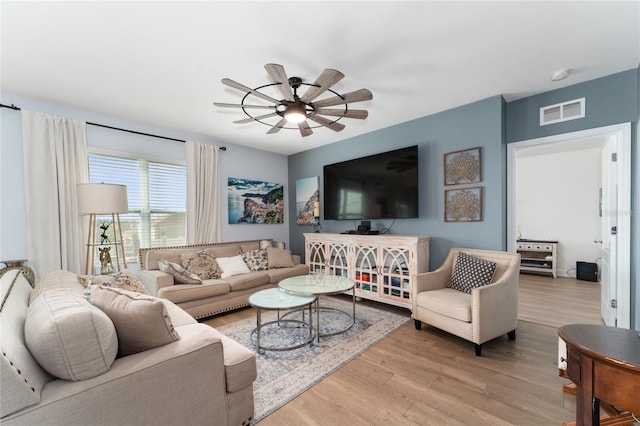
[
  {"x1": 279, "y1": 274, "x2": 355, "y2": 343},
  {"x1": 559, "y1": 324, "x2": 640, "y2": 426},
  {"x1": 248, "y1": 288, "x2": 316, "y2": 354}
]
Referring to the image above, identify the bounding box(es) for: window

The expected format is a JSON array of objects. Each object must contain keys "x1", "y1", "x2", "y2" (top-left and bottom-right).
[{"x1": 88, "y1": 153, "x2": 187, "y2": 265}]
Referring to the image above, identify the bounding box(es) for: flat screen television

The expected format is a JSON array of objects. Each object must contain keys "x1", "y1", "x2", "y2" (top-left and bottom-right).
[{"x1": 323, "y1": 145, "x2": 419, "y2": 220}]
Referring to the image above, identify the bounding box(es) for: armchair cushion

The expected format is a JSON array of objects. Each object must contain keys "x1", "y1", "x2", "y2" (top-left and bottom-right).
[
  {"x1": 416, "y1": 288, "x2": 472, "y2": 322},
  {"x1": 446, "y1": 252, "x2": 496, "y2": 294}
]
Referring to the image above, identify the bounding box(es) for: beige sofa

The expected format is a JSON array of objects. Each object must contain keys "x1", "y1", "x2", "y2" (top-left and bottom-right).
[
  {"x1": 1, "y1": 269, "x2": 256, "y2": 425},
  {"x1": 138, "y1": 239, "x2": 309, "y2": 319}
]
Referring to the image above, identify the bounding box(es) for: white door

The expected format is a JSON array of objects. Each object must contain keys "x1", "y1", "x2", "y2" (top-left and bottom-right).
[{"x1": 600, "y1": 137, "x2": 617, "y2": 326}]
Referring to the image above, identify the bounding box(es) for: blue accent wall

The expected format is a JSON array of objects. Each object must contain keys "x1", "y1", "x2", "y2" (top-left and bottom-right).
[
  {"x1": 506, "y1": 69, "x2": 637, "y2": 143},
  {"x1": 506, "y1": 68, "x2": 638, "y2": 330},
  {"x1": 289, "y1": 67, "x2": 639, "y2": 329},
  {"x1": 288, "y1": 95, "x2": 506, "y2": 270}
]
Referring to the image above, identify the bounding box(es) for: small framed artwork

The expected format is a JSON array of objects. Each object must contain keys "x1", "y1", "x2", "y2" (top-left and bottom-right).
[
  {"x1": 444, "y1": 147, "x2": 481, "y2": 186},
  {"x1": 296, "y1": 176, "x2": 320, "y2": 225},
  {"x1": 445, "y1": 186, "x2": 482, "y2": 222}
]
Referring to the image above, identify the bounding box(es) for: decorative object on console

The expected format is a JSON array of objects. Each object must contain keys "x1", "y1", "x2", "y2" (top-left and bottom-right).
[
  {"x1": 214, "y1": 63, "x2": 372, "y2": 137},
  {"x1": 227, "y1": 177, "x2": 284, "y2": 224},
  {"x1": 0, "y1": 259, "x2": 35, "y2": 287},
  {"x1": 77, "y1": 183, "x2": 128, "y2": 275},
  {"x1": 445, "y1": 186, "x2": 482, "y2": 222},
  {"x1": 444, "y1": 146, "x2": 481, "y2": 185}
]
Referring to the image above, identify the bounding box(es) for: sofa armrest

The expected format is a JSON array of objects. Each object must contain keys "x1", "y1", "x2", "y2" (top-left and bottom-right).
[
  {"x1": 138, "y1": 269, "x2": 174, "y2": 297},
  {"x1": 4, "y1": 324, "x2": 229, "y2": 426},
  {"x1": 292, "y1": 254, "x2": 302, "y2": 265}
]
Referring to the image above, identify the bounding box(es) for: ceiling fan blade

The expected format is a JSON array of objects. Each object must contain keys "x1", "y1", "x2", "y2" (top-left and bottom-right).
[
  {"x1": 307, "y1": 114, "x2": 345, "y2": 132},
  {"x1": 312, "y1": 89, "x2": 373, "y2": 108},
  {"x1": 264, "y1": 63, "x2": 293, "y2": 101},
  {"x1": 233, "y1": 112, "x2": 279, "y2": 124},
  {"x1": 298, "y1": 121, "x2": 313, "y2": 137},
  {"x1": 214, "y1": 102, "x2": 276, "y2": 109},
  {"x1": 221, "y1": 78, "x2": 280, "y2": 104},
  {"x1": 300, "y1": 69, "x2": 344, "y2": 103},
  {"x1": 266, "y1": 117, "x2": 288, "y2": 134},
  {"x1": 315, "y1": 108, "x2": 368, "y2": 119}
]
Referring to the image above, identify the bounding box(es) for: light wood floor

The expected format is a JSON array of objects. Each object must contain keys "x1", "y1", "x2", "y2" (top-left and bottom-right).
[{"x1": 206, "y1": 273, "x2": 602, "y2": 425}]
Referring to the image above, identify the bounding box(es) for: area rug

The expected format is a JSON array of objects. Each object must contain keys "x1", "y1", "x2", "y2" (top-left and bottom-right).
[{"x1": 216, "y1": 296, "x2": 410, "y2": 423}]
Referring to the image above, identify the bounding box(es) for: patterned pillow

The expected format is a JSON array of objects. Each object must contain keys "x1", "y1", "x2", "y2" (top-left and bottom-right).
[
  {"x1": 179, "y1": 250, "x2": 221, "y2": 280},
  {"x1": 158, "y1": 259, "x2": 202, "y2": 285},
  {"x1": 78, "y1": 270, "x2": 149, "y2": 295},
  {"x1": 241, "y1": 249, "x2": 268, "y2": 271},
  {"x1": 446, "y1": 252, "x2": 497, "y2": 294}
]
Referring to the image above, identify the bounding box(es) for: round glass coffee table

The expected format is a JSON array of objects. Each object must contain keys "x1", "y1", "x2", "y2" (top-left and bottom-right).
[
  {"x1": 248, "y1": 288, "x2": 316, "y2": 354},
  {"x1": 279, "y1": 274, "x2": 355, "y2": 342}
]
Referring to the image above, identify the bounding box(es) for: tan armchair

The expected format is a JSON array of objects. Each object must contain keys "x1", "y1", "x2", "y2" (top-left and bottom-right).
[{"x1": 411, "y1": 248, "x2": 521, "y2": 356}]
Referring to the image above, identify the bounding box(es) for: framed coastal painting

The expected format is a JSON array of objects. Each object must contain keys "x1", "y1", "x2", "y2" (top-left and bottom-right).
[
  {"x1": 227, "y1": 177, "x2": 284, "y2": 224},
  {"x1": 444, "y1": 147, "x2": 481, "y2": 186},
  {"x1": 295, "y1": 176, "x2": 320, "y2": 225},
  {"x1": 445, "y1": 186, "x2": 482, "y2": 222}
]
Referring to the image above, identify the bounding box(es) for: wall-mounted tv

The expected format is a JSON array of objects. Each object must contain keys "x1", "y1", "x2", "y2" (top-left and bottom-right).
[{"x1": 323, "y1": 145, "x2": 419, "y2": 220}]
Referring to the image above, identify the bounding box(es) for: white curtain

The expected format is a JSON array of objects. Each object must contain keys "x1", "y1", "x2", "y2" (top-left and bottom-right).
[
  {"x1": 186, "y1": 141, "x2": 221, "y2": 244},
  {"x1": 21, "y1": 109, "x2": 89, "y2": 279}
]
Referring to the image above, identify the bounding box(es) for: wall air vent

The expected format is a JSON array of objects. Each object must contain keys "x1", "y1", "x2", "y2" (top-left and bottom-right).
[{"x1": 540, "y1": 98, "x2": 585, "y2": 126}]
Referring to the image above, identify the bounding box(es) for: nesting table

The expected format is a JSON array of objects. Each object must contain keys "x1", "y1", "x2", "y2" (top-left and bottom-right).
[
  {"x1": 248, "y1": 288, "x2": 316, "y2": 354},
  {"x1": 279, "y1": 274, "x2": 355, "y2": 343}
]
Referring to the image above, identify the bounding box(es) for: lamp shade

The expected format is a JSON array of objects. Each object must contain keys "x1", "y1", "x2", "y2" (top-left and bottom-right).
[{"x1": 77, "y1": 183, "x2": 128, "y2": 215}]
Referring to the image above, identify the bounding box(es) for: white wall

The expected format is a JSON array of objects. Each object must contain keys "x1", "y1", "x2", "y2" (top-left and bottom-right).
[
  {"x1": 516, "y1": 142, "x2": 603, "y2": 276},
  {"x1": 0, "y1": 93, "x2": 291, "y2": 264}
]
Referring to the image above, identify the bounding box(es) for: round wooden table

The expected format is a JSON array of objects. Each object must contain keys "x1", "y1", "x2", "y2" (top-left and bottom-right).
[{"x1": 559, "y1": 324, "x2": 640, "y2": 426}]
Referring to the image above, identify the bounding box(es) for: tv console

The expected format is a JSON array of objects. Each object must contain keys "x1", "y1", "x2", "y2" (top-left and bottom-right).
[{"x1": 304, "y1": 233, "x2": 430, "y2": 310}]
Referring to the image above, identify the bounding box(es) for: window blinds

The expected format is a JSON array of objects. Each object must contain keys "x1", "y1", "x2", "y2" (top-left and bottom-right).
[{"x1": 88, "y1": 153, "x2": 187, "y2": 264}]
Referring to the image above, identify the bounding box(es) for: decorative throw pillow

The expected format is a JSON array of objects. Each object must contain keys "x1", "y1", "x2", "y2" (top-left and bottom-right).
[
  {"x1": 158, "y1": 259, "x2": 202, "y2": 285},
  {"x1": 446, "y1": 252, "x2": 497, "y2": 294},
  {"x1": 215, "y1": 255, "x2": 251, "y2": 278},
  {"x1": 266, "y1": 246, "x2": 295, "y2": 269},
  {"x1": 90, "y1": 286, "x2": 180, "y2": 356},
  {"x1": 241, "y1": 248, "x2": 269, "y2": 271},
  {"x1": 179, "y1": 250, "x2": 221, "y2": 280},
  {"x1": 77, "y1": 270, "x2": 149, "y2": 295},
  {"x1": 260, "y1": 240, "x2": 285, "y2": 250},
  {"x1": 25, "y1": 288, "x2": 118, "y2": 381}
]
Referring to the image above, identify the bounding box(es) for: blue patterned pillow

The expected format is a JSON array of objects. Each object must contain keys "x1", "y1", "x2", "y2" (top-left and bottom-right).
[
  {"x1": 241, "y1": 249, "x2": 268, "y2": 271},
  {"x1": 446, "y1": 252, "x2": 497, "y2": 294}
]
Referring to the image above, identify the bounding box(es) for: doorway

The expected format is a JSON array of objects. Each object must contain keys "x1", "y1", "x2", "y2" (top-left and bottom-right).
[{"x1": 507, "y1": 123, "x2": 631, "y2": 329}]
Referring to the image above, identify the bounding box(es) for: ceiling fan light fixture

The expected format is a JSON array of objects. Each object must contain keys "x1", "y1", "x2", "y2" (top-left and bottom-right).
[{"x1": 284, "y1": 103, "x2": 307, "y2": 123}]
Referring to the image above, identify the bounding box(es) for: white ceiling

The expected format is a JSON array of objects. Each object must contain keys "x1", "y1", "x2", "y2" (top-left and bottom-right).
[{"x1": 2, "y1": 1, "x2": 639, "y2": 155}]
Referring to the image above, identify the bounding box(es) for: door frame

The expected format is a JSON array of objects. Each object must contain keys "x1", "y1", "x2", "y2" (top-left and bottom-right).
[{"x1": 507, "y1": 122, "x2": 631, "y2": 329}]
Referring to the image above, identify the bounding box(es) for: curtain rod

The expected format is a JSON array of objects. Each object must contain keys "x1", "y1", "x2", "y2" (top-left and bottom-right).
[{"x1": 0, "y1": 103, "x2": 226, "y2": 151}]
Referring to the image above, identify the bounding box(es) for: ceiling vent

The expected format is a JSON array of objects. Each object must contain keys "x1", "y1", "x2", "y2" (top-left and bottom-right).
[{"x1": 540, "y1": 98, "x2": 585, "y2": 126}]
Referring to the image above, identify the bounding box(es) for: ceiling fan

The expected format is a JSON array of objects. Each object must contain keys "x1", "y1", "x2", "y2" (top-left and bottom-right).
[{"x1": 214, "y1": 63, "x2": 373, "y2": 137}]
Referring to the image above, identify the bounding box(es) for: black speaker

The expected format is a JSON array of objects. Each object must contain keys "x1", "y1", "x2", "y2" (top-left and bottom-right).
[
  {"x1": 576, "y1": 261, "x2": 598, "y2": 282},
  {"x1": 357, "y1": 220, "x2": 371, "y2": 233}
]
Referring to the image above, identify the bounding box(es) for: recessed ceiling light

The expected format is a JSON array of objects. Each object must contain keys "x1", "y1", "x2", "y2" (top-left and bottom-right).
[{"x1": 551, "y1": 69, "x2": 571, "y2": 82}]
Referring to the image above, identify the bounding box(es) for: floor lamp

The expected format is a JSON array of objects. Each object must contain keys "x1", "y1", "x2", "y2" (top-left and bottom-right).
[{"x1": 77, "y1": 183, "x2": 128, "y2": 275}]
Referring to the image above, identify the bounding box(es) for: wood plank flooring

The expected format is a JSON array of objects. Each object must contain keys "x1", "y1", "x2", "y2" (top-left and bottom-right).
[{"x1": 205, "y1": 273, "x2": 602, "y2": 425}]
